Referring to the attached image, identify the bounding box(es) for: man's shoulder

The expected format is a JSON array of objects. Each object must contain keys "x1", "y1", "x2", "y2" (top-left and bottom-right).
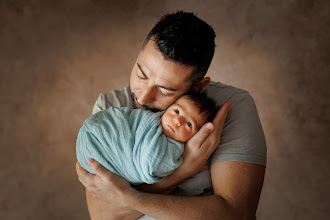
[
  {"x1": 92, "y1": 86, "x2": 132, "y2": 114},
  {"x1": 103, "y1": 86, "x2": 131, "y2": 104},
  {"x1": 205, "y1": 81, "x2": 252, "y2": 106},
  {"x1": 207, "y1": 82, "x2": 267, "y2": 167}
]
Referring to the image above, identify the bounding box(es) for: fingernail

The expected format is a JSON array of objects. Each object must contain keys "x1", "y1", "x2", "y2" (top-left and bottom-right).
[
  {"x1": 88, "y1": 158, "x2": 95, "y2": 166},
  {"x1": 206, "y1": 123, "x2": 214, "y2": 131}
]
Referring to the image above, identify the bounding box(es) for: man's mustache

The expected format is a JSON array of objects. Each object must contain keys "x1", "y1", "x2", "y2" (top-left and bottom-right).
[{"x1": 130, "y1": 92, "x2": 160, "y2": 113}]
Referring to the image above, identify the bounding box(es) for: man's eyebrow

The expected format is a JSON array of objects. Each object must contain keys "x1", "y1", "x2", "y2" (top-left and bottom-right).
[
  {"x1": 137, "y1": 63, "x2": 148, "y2": 78},
  {"x1": 137, "y1": 62, "x2": 176, "y2": 91}
]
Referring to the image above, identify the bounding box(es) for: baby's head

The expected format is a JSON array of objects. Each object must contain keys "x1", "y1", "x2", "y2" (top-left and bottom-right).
[{"x1": 161, "y1": 91, "x2": 219, "y2": 143}]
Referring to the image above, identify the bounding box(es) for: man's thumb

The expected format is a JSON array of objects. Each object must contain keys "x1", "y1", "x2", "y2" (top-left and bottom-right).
[
  {"x1": 189, "y1": 122, "x2": 214, "y2": 146},
  {"x1": 200, "y1": 123, "x2": 214, "y2": 138},
  {"x1": 204, "y1": 123, "x2": 214, "y2": 133}
]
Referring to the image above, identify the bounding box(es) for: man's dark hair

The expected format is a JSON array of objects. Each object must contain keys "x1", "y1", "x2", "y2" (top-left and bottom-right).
[
  {"x1": 142, "y1": 11, "x2": 216, "y2": 85},
  {"x1": 181, "y1": 90, "x2": 220, "y2": 123}
]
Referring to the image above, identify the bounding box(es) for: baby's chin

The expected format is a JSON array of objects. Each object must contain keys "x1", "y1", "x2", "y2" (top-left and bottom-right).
[{"x1": 161, "y1": 123, "x2": 175, "y2": 141}]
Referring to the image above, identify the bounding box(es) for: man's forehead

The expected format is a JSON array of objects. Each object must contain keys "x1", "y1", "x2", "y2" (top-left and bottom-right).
[
  {"x1": 137, "y1": 62, "x2": 179, "y2": 90},
  {"x1": 136, "y1": 61, "x2": 193, "y2": 91},
  {"x1": 137, "y1": 41, "x2": 194, "y2": 89}
]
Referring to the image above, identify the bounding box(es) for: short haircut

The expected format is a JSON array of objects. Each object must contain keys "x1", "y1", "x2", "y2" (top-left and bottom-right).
[
  {"x1": 142, "y1": 11, "x2": 216, "y2": 85},
  {"x1": 181, "y1": 90, "x2": 220, "y2": 123}
]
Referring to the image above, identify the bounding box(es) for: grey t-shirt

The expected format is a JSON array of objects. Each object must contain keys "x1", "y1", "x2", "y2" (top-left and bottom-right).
[{"x1": 92, "y1": 81, "x2": 267, "y2": 218}]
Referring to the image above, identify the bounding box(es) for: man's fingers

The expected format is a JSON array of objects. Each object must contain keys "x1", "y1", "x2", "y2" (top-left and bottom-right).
[
  {"x1": 186, "y1": 122, "x2": 214, "y2": 149},
  {"x1": 88, "y1": 158, "x2": 108, "y2": 180},
  {"x1": 76, "y1": 161, "x2": 88, "y2": 178},
  {"x1": 187, "y1": 101, "x2": 232, "y2": 148},
  {"x1": 78, "y1": 176, "x2": 88, "y2": 188},
  {"x1": 76, "y1": 161, "x2": 94, "y2": 186},
  {"x1": 213, "y1": 101, "x2": 232, "y2": 129}
]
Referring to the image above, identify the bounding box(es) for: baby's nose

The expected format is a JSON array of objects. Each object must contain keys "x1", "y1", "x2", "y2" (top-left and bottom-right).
[{"x1": 173, "y1": 118, "x2": 182, "y2": 126}]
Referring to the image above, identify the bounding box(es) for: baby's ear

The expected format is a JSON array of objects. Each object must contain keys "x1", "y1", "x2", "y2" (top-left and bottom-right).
[{"x1": 193, "y1": 77, "x2": 210, "y2": 91}]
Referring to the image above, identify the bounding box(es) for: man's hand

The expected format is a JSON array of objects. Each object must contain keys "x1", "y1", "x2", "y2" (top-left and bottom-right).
[
  {"x1": 76, "y1": 100, "x2": 231, "y2": 215},
  {"x1": 180, "y1": 100, "x2": 232, "y2": 177},
  {"x1": 136, "y1": 101, "x2": 232, "y2": 194},
  {"x1": 76, "y1": 159, "x2": 136, "y2": 209}
]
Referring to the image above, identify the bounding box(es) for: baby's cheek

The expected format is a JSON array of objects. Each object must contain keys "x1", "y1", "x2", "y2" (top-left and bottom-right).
[
  {"x1": 186, "y1": 130, "x2": 196, "y2": 141},
  {"x1": 190, "y1": 129, "x2": 199, "y2": 138}
]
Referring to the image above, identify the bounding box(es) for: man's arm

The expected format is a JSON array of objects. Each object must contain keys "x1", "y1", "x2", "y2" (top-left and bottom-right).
[
  {"x1": 85, "y1": 188, "x2": 143, "y2": 220},
  {"x1": 130, "y1": 161, "x2": 265, "y2": 220},
  {"x1": 78, "y1": 100, "x2": 263, "y2": 218},
  {"x1": 80, "y1": 101, "x2": 232, "y2": 219},
  {"x1": 82, "y1": 115, "x2": 222, "y2": 219},
  {"x1": 78, "y1": 159, "x2": 265, "y2": 220}
]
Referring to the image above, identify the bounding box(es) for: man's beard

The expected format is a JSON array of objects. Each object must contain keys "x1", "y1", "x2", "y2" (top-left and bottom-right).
[{"x1": 130, "y1": 91, "x2": 161, "y2": 113}]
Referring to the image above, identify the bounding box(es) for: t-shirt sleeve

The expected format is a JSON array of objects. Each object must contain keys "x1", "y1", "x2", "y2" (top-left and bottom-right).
[
  {"x1": 210, "y1": 91, "x2": 267, "y2": 167},
  {"x1": 92, "y1": 93, "x2": 106, "y2": 115},
  {"x1": 92, "y1": 87, "x2": 133, "y2": 115}
]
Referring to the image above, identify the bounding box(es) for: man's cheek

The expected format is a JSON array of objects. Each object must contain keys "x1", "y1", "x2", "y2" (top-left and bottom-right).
[
  {"x1": 130, "y1": 83, "x2": 140, "y2": 95},
  {"x1": 130, "y1": 74, "x2": 139, "y2": 89}
]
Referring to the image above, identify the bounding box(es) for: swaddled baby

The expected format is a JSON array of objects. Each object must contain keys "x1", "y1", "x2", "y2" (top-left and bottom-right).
[{"x1": 76, "y1": 91, "x2": 218, "y2": 184}]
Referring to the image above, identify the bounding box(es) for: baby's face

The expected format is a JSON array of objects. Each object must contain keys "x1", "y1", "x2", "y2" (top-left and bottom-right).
[{"x1": 161, "y1": 96, "x2": 206, "y2": 143}]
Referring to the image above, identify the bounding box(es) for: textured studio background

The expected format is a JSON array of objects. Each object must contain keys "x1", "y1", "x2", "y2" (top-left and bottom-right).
[{"x1": 1, "y1": 0, "x2": 329, "y2": 219}]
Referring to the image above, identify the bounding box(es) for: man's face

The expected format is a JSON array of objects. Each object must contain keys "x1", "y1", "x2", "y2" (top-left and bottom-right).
[
  {"x1": 161, "y1": 96, "x2": 206, "y2": 143},
  {"x1": 129, "y1": 40, "x2": 194, "y2": 111}
]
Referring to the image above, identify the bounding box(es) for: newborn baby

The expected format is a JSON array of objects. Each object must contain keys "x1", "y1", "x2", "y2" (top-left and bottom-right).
[{"x1": 76, "y1": 91, "x2": 218, "y2": 184}]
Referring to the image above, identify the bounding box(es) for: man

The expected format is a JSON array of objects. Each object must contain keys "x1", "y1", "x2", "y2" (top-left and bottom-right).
[{"x1": 76, "y1": 11, "x2": 266, "y2": 219}]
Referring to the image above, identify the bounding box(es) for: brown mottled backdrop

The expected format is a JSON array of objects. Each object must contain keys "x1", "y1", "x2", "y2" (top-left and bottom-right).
[{"x1": 1, "y1": 0, "x2": 329, "y2": 219}]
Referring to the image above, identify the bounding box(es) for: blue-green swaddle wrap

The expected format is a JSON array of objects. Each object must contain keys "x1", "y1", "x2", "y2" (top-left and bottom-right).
[{"x1": 76, "y1": 107, "x2": 184, "y2": 184}]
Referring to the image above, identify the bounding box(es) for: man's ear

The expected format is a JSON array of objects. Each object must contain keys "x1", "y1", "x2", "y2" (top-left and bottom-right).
[{"x1": 192, "y1": 77, "x2": 210, "y2": 91}]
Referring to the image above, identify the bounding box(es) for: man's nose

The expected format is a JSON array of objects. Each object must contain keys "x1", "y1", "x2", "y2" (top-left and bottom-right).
[
  {"x1": 137, "y1": 86, "x2": 155, "y2": 105},
  {"x1": 173, "y1": 118, "x2": 182, "y2": 126}
]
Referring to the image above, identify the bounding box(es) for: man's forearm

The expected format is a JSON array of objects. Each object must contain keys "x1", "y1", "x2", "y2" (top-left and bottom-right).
[
  {"x1": 86, "y1": 189, "x2": 143, "y2": 220},
  {"x1": 85, "y1": 167, "x2": 186, "y2": 219},
  {"x1": 135, "y1": 166, "x2": 189, "y2": 194},
  {"x1": 85, "y1": 160, "x2": 197, "y2": 219},
  {"x1": 136, "y1": 153, "x2": 209, "y2": 194},
  {"x1": 128, "y1": 192, "x2": 243, "y2": 220}
]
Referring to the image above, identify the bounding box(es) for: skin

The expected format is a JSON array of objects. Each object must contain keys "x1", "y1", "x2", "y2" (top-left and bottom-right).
[
  {"x1": 76, "y1": 40, "x2": 265, "y2": 219},
  {"x1": 161, "y1": 96, "x2": 206, "y2": 143},
  {"x1": 129, "y1": 39, "x2": 196, "y2": 111}
]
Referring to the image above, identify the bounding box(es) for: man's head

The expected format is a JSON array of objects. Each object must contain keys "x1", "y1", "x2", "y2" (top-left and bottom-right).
[
  {"x1": 161, "y1": 91, "x2": 219, "y2": 143},
  {"x1": 130, "y1": 11, "x2": 216, "y2": 111}
]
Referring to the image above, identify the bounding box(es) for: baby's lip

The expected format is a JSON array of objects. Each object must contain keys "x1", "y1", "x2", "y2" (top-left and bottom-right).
[{"x1": 168, "y1": 124, "x2": 175, "y2": 133}]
